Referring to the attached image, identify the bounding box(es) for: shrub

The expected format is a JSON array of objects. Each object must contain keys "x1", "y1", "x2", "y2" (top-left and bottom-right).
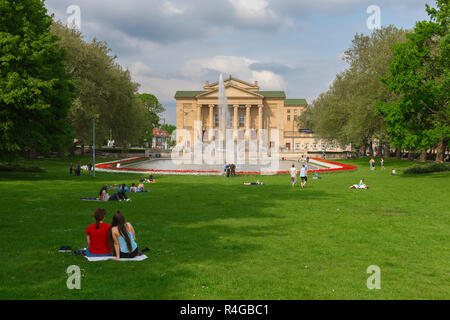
[
  {"x1": 0, "y1": 164, "x2": 45, "y2": 172},
  {"x1": 403, "y1": 163, "x2": 450, "y2": 174}
]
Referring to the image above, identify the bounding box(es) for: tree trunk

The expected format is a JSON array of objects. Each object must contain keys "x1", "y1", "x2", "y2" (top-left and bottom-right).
[
  {"x1": 383, "y1": 143, "x2": 391, "y2": 158},
  {"x1": 419, "y1": 149, "x2": 427, "y2": 162},
  {"x1": 395, "y1": 147, "x2": 401, "y2": 159},
  {"x1": 368, "y1": 141, "x2": 373, "y2": 156},
  {"x1": 28, "y1": 149, "x2": 36, "y2": 160},
  {"x1": 435, "y1": 138, "x2": 447, "y2": 163},
  {"x1": 81, "y1": 144, "x2": 85, "y2": 156}
]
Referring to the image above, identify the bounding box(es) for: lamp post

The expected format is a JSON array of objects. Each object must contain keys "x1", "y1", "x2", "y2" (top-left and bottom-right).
[
  {"x1": 292, "y1": 116, "x2": 295, "y2": 153},
  {"x1": 92, "y1": 119, "x2": 95, "y2": 177}
]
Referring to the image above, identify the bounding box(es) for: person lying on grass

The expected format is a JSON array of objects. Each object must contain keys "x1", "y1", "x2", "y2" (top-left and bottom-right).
[
  {"x1": 98, "y1": 186, "x2": 110, "y2": 201},
  {"x1": 243, "y1": 180, "x2": 264, "y2": 185},
  {"x1": 109, "y1": 184, "x2": 130, "y2": 201},
  {"x1": 85, "y1": 208, "x2": 112, "y2": 257},
  {"x1": 348, "y1": 179, "x2": 370, "y2": 189},
  {"x1": 108, "y1": 210, "x2": 142, "y2": 260}
]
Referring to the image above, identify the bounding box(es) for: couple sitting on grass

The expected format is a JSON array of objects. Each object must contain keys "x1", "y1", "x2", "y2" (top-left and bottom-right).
[
  {"x1": 98, "y1": 184, "x2": 130, "y2": 201},
  {"x1": 140, "y1": 174, "x2": 156, "y2": 183},
  {"x1": 86, "y1": 209, "x2": 146, "y2": 259}
]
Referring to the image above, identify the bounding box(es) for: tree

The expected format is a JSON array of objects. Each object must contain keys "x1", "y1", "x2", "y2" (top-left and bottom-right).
[
  {"x1": 376, "y1": 0, "x2": 449, "y2": 163},
  {"x1": 137, "y1": 93, "x2": 165, "y2": 144},
  {"x1": 51, "y1": 22, "x2": 154, "y2": 149},
  {"x1": 0, "y1": 0, "x2": 74, "y2": 160},
  {"x1": 308, "y1": 26, "x2": 407, "y2": 155}
]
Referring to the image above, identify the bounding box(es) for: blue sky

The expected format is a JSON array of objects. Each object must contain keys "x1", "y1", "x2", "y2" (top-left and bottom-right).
[{"x1": 45, "y1": 0, "x2": 433, "y2": 125}]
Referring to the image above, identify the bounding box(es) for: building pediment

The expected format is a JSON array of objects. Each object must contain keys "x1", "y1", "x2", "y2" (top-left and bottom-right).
[
  {"x1": 204, "y1": 77, "x2": 259, "y2": 91},
  {"x1": 196, "y1": 84, "x2": 264, "y2": 99}
]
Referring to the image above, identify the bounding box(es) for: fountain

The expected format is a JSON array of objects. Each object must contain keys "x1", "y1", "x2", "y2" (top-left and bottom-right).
[{"x1": 217, "y1": 74, "x2": 230, "y2": 149}]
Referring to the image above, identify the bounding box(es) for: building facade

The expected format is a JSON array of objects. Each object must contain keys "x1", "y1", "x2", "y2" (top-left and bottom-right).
[{"x1": 175, "y1": 77, "x2": 347, "y2": 155}]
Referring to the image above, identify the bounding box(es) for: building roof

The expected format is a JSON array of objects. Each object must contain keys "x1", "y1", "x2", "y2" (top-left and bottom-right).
[
  {"x1": 174, "y1": 91, "x2": 205, "y2": 98},
  {"x1": 284, "y1": 99, "x2": 308, "y2": 106},
  {"x1": 256, "y1": 91, "x2": 286, "y2": 98},
  {"x1": 175, "y1": 90, "x2": 287, "y2": 99}
]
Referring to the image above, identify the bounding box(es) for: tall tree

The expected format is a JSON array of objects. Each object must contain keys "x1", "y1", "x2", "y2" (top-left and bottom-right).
[
  {"x1": 308, "y1": 26, "x2": 407, "y2": 155},
  {"x1": 376, "y1": 0, "x2": 449, "y2": 163},
  {"x1": 51, "y1": 22, "x2": 154, "y2": 149},
  {"x1": 0, "y1": 0, "x2": 74, "y2": 160},
  {"x1": 137, "y1": 93, "x2": 165, "y2": 144}
]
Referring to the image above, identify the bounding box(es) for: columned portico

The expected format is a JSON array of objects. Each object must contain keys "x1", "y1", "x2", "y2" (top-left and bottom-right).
[{"x1": 175, "y1": 77, "x2": 319, "y2": 154}]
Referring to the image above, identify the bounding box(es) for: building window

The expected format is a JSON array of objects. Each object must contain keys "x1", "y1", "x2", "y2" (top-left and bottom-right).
[
  {"x1": 296, "y1": 143, "x2": 300, "y2": 150},
  {"x1": 287, "y1": 109, "x2": 290, "y2": 113},
  {"x1": 239, "y1": 113, "x2": 245, "y2": 127},
  {"x1": 215, "y1": 113, "x2": 219, "y2": 127},
  {"x1": 294, "y1": 115, "x2": 298, "y2": 121},
  {"x1": 294, "y1": 109, "x2": 297, "y2": 113},
  {"x1": 287, "y1": 115, "x2": 291, "y2": 121}
]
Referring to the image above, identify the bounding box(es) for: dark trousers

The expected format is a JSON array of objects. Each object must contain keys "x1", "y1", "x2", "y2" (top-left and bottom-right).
[
  {"x1": 109, "y1": 191, "x2": 127, "y2": 201},
  {"x1": 120, "y1": 248, "x2": 139, "y2": 258}
]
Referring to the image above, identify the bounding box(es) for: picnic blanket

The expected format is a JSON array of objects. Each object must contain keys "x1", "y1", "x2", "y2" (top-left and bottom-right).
[
  {"x1": 80, "y1": 197, "x2": 102, "y2": 201},
  {"x1": 84, "y1": 254, "x2": 148, "y2": 262}
]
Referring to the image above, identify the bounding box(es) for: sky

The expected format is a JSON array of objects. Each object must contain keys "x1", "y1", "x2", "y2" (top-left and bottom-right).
[{"x1": 45, "y1": 0, "x2": 433, "y2": 125}]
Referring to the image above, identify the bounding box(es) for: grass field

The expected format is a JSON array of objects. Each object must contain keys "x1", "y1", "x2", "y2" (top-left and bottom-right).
[{"x1": 0, "y1": 156, "x2": 449, "y2": 300}]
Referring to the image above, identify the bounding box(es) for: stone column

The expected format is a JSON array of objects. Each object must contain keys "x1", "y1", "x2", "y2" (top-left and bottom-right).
[
  {"x1": 245, "y1": 104, "x2": 251, "y2": 132},
  {"x1": 233, "y1": 105, "x2": 239, "y2": 130},
  {"x1": 258, "y1": 104, "x2": 263, "y2": 131},
  {"x1": 197, "y1": 104, "x2": 202, "y2": 123},
  {"x1": 233, "y1": 105, "x2": 239, "y2": 140},
  {"x1": 208, "y1": 104, "x2": 215, "y2": 141}
]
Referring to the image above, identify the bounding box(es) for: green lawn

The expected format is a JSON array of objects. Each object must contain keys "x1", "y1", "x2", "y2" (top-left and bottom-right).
[{"x1": 0, "y1": 156, "x2": 449, "y2": 300}]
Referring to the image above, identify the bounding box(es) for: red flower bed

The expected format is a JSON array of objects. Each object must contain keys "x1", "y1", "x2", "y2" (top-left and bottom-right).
[{"x1": 95, "y1": 157, "x2": 357, "y2": 174}]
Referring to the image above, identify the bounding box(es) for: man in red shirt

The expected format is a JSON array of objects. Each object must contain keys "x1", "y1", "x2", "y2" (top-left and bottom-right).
[{"x1": 85, "y1": 208, "x2": 112, "y2": 256}]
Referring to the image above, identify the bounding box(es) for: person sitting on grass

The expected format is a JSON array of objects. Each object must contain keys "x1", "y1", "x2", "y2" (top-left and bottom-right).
[
  {"x1": 108, "y1": 210, "x2": 141, "y2": 260},
  {"x1": 313, "y1": 172, "x2": 322, "y2": 180},
  {"x1": 85, "y1": 208, "x2": 112, "y2": 257},
  {"x1": 349, "y1": 179, "x2": 370, "y2": 189},
  {"x1": 243, "y1": 180, "x2": 264, "y2": 185},
  {"x1": 138, "y1": 183, "x2": 145, "y2": 192},
  {"x1": 98, "y1": 186, "x2": 110, "y2": 201},
  {"x1": 130, "y1": 183, "x2": 137, "y2": 193},
  {"x1": 391, "y1": 169, "x2": 396, "y2": 175}
]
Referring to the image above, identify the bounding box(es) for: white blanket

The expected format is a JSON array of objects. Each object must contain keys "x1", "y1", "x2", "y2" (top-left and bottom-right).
[{"x1": 84, "y1": 254, "x2": 148, "y2": 262}]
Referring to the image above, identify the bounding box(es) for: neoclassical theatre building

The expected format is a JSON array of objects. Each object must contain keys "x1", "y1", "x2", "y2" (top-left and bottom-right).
[{"x1": 175, "y1": 77, "x2": 346, "y2": 154}]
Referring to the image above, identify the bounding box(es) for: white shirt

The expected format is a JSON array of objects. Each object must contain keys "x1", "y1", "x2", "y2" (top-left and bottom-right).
[
  {"x1": 290, "y1": 167, "x2": 297, "y2": 178},
  {"x1": 300, "y1": 167, "x2": 307, "y2": 177}
]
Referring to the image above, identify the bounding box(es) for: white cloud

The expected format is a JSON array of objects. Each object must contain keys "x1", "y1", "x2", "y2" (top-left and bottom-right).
[
  {"x1": 164, "y1": 1, "x2": 184, "y2": 15},
  {"x1": 252, "y1": 70, "x2": 286, "y2": 90},
  {"x1": 229, "y1": 0, "x2": 278, "y2": 24}
]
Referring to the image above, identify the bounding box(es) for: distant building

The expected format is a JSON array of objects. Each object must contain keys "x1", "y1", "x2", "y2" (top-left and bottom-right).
[
  {"x1": 152, "y1": 128, "x2": 169, "y2": 150},
  {"x1": 174, "y1": 77, "x2": 349, "y2": 155}
]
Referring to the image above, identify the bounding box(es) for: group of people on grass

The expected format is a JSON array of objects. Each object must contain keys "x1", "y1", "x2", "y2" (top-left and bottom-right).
[
  {"x1": 224, "y1": 163, "x2": 236, "y2": 177},
  {"x1": 369, "y1": 157, "x2": 385, "y2": 170},
  {"x1": 70, "y1": 160, "x2": 94, "y2": 176},
  {"x1": 289, "y1": 164, "x2": 309, "y2": 188},
  {"x1": 97, "y1": 175, "x2": 157, "y2": 201},
  {"x1": 86, "y1": 209, "x2": 146, "y2": 259}
]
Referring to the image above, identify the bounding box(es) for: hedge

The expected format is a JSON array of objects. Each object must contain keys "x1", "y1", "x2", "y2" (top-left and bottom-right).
[{"x1": 403, "y1": 163, "x2": 450, "y2": 174}]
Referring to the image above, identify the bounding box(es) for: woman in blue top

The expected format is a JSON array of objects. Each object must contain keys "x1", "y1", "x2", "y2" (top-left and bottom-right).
[{"x1": 108, "y1": 210, "x2": 140, "y2": 260}]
